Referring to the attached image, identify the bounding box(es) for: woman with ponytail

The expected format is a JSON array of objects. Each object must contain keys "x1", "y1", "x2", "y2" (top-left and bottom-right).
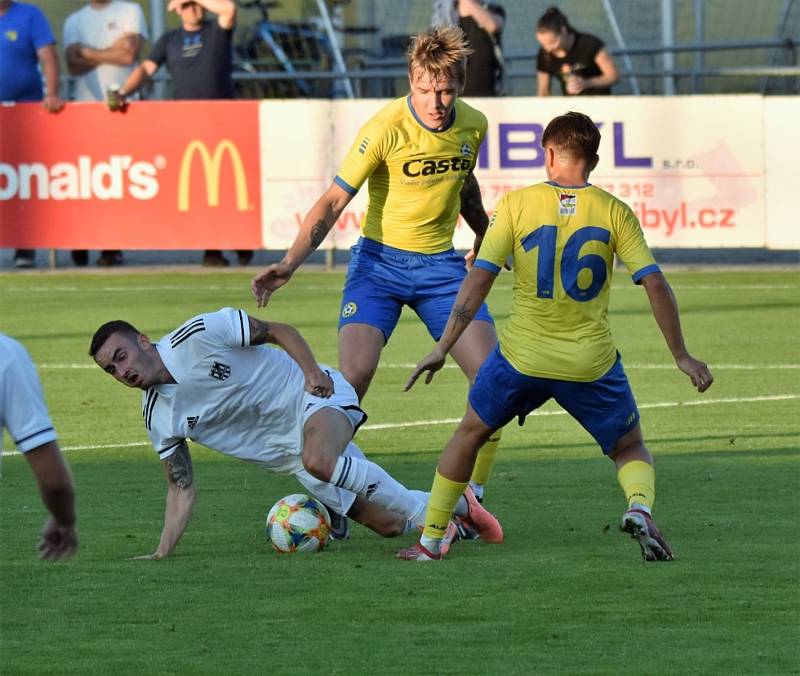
[{"x1": 535, "y1": 6, "x2": 619, "y2": 96}]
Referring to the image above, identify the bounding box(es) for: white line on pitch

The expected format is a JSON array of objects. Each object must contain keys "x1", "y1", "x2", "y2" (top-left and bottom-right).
[
  {"x1": 378, "y1": 363, "x2": 800, "y2": 370},
  {"x1": 34, "y1": 362, "x2": 800, "y2": 371},
  {"x1": 2, "y1": 393, "x2": 797, "y2": 456},
  {"x1": 3, "y1": 283, "x2": 797, "y2": 293},
  {"x1": 359, "y1": 394, "x2": 800, "y2": 430}
]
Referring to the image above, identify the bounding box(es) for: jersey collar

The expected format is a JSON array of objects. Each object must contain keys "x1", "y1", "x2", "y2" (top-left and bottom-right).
[
  {"x1": 406, "y1": 95, "x2": 456, "y2": 133},
  {"x1": 546, "y1": 180, "x2": 592, "y2": 189}
]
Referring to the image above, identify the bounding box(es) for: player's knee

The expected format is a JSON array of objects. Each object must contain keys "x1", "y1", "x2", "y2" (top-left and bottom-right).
[
  {"x1": 302, "y1": 448, "x2": 335, "y2": 482},
  {"x1": 340, "y1": 367, "x2": 374, "y2": 401},
  {"x1": 609, "y1": 429, "x2": 651, "y2": 466},
  {"x1": 456, "y1": 417, "x2": 495, "y2": 448}
]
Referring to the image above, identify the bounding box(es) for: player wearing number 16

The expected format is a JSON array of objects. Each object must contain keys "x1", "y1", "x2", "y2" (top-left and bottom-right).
[{"x1": 398, "y1": 111, "x2": 714, "y2": 562}]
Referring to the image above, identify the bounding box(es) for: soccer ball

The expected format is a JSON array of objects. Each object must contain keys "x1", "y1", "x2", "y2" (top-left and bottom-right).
[{"x1": 265, "y1": 493, "x2": 331, "y2": 553}]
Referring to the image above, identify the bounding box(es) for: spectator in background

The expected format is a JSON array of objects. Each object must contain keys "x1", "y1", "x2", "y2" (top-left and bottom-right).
[
  {"x1": 1, "y1": 333, "x2": 78, "y2": 561},
  {"x1": 63, "y1": 0, "x2": 148, "y2": 267},
  {"x1": 432, "y1": 0, "x2": 505, "y2": 97},
  {"x1": 535, "y1": 6, "x2": 618, "y2": 96},
  {"x1": 115, "y1": 0, "x2": 253, "y2": 268},
  {"x1": 0, "y1": 0, "x2": 65, "y2": 269}
]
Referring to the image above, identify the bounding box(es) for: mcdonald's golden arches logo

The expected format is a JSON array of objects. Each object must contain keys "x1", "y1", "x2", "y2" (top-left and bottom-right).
[{"x1": 177, "y1": 139, "x2": 250, "y2": 212}]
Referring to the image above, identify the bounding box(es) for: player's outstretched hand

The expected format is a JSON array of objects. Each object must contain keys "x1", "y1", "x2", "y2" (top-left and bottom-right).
[
  {"x1": 38, "y1": 517, "x2": 78, "y2": 562},
  {"x1": 405, "y1": 349, "x2": 447, "y2": 391},
  {"x1": 305, "y1": 369, "x2": 334, "y2": 398},
  {"x1": 676, "y1": 353, "x2": 713, "y2": 393},
  {"x1": 251, "y1": 263, "x2": 294, "y2": 308}
]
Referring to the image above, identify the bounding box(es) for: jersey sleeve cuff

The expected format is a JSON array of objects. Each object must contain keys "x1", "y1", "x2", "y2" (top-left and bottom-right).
[
  {"x1": 632, "y1": 263, "x2": 661, "y2": 284},
  {"x1": 237, "y1": 309, "x2": 250, "y2": 347},
  {"x1": 474, "y1": 259, "x2": 502, "y2": 275},
  {"x1": 333, "y1": 175, "x2": 358, "y2": 196}
]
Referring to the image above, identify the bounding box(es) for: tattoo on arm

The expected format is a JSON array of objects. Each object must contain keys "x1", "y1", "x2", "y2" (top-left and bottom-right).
[
  {"x1": 309, "y1": 220, "x2": 329, "y2": 249},
  {"x1": 165, "y1": 441, "x2": 193, "y2": 490},
  {"x1": 248, "y1": 315, "x2": 272, "y2": 346},
  {"x1": 451, "y1": 303, "x2": 474, "y2": 325},
  {"x1": 460, "y1": 173, "x2": 489, "y2": 236}
]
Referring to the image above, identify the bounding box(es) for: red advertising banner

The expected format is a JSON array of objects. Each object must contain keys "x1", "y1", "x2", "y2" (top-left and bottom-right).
[{"x1": 0, "y1": 101, "x2": 261, "y2": 249}]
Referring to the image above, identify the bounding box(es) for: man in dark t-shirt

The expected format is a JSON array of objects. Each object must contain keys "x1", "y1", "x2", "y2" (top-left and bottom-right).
[
  {"x1": 116, "y1": 0, "x2": 252, "y2": 267},
  {"x1": 146, "y1": 15, "x2": 234, "y2": 99},
  {"x1": 536, "y1": 30, "x2": 618, "y2": 96},
  {"x1": 119, "y1": 0, "x2": 235, "y2": 100}
]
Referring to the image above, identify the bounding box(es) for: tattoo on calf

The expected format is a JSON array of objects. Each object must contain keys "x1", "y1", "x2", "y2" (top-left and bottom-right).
[
  {"x1": 167, "y1": 442, "x2": 193, "y2": 490},
  {"x1": 310, "y1": 220, "x2": 328, "y2": 249}
]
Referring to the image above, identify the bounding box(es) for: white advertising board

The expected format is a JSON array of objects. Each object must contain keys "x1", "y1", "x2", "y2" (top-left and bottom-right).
[
  {"x1": 764, "y1": 97, "x2": 800, "y2": 250},
  {"x1": 260, "y1": 96, "x2": 772, "y2": 251}
]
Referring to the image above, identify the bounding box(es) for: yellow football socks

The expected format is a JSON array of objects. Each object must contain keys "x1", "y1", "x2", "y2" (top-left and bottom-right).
[
  {"x1": 422, "y1": 470, "x2": 468, "y2": 541},
  {"x1": 617, "y1": 460, "x2": 655, "y2": 510},
  {"x1": 470, "y1": 432, "x2": 501, "y2": 486}
]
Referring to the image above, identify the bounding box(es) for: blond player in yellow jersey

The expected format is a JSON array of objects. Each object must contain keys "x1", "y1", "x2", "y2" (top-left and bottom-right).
[
  {"x1": 399, "y1": 111, "x2": 714, "y2": 562},
  {"x1": 251, "y1": 26, "x2": 505, "y2": 533}
]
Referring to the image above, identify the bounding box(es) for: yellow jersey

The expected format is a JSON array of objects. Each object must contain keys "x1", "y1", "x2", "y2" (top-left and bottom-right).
[
  {"x1": 475, "y1": 181, "x2": 659, "y2": 381},
  {"x1": 334, "y1": 96, "x2": 487, "y2": 254}
]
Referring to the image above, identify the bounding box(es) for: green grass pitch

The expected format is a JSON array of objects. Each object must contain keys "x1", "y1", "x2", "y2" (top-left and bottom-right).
[{"x1": 1, "y1": 267, "x2": 798, "y2": 674}]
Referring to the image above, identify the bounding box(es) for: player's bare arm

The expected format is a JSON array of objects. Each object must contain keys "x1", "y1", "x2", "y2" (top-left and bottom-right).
[
  {"x1": 405, "y1": 267, "x2": 496, "y2": 391},
  {"x1": 640, "y1": 272, "x2": 713, "y2": 393},
  {"x1": 134, "y1": 441, "x2": 196, "y2": 560},
  {"x1": 25, "y1": 441, "x2": 78, "y2": 561},
  {"x1": 248, "y1": 316, "x2": 333, "y2": 397},
  {"x1": 251, "y1": 183, "x2": 354, "y2": 308},
  {"x1": 459, "y1": 172, "x2": 489, "y2": 258}
]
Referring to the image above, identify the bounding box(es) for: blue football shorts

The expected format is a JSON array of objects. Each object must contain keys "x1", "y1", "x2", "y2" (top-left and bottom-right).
[
  {"x1": 469, "y1": 346, "x2": 640, "y2": 454},
  {"x1": 338, "y1": 237, "x2": 494, "y2": 342}
]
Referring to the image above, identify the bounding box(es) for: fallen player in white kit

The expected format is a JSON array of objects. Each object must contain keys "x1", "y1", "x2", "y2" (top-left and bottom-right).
[{"x1": 90, "y1": 307, "x2": 500, "y2": 559}]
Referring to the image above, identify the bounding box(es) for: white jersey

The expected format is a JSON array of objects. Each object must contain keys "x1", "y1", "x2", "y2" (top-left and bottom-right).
[
  {"x1": 144, "y1": 308, "x2": 364, "y2": 475},
  {"x1": 0, "y1": 334, "x2": 57, "y2": 453},
  {"x1": 63, "y1": 0, "x2": 148, "y2": 101}
]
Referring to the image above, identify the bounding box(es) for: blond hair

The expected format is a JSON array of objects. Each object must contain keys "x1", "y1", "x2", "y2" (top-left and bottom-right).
[{"x1": 407, "y1": 25, "x2": 472, "y2": 87}]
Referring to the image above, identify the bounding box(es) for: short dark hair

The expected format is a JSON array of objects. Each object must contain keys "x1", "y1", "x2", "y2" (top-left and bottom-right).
[
  {"x1": 89, "y1": 320, "x2": 140, "y2": 357},
  {"x1": 537, "y1": 6, "x2": 573, "y2": 34},
  {"x1": 541, "y1": 111, "x2": 601, "y2": 164}
]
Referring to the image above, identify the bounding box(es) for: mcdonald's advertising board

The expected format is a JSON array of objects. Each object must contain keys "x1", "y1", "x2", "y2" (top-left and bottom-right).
[{"x1": 0, "y1": 102, "x2": 261, "y2": 249}]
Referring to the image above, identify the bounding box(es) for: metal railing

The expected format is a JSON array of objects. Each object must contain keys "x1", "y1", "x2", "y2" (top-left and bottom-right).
[{"x1": 230, "y1": 36, "x2": 798, "y2": 96}]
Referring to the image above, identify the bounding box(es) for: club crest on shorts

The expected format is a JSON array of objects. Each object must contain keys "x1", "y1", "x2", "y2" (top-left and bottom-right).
[
  {"x1": 341, "y1": 302, "x2": 357, "y2": 319},
  {"x1": 559, "y1": 192, "x2": 577, "y2": 216}
]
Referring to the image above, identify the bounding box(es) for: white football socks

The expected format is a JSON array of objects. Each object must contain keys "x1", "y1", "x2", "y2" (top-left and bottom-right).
[{"x1": 331, "y1": 456, "x2": 426, "y2": 525}]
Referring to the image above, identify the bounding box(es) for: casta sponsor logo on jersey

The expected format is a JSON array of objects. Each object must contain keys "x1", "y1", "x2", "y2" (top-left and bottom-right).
[
  {"x1": 402, "y1": 156, "x2": 472, "y2": 177},
  {"x1": 0, "y1": 155, "x2": 160, "y2": 201}
]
